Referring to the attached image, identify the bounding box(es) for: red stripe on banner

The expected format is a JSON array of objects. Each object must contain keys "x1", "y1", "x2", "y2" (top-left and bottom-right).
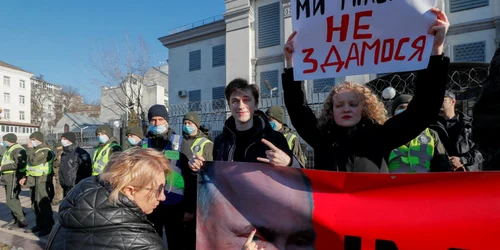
[{"x1": 303, "y1": 170, "x2": 500, "y2": 250}]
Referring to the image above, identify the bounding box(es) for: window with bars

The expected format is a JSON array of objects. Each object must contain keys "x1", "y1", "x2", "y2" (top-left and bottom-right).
[
  {"x1": 260, "y1": 70, "x2": 279, "y2": 98},
  {"x1": 453, "y1": 41, "x2": 486, "y2": 62},
  {"x1": 449, "y1": 0, "x2": 488, "y2": 12},
  {"x1": 212, "y1": 86, "x2": 226, "y2": 110},
  {"x1": 258, "y1": 2, "x2": 281, "y2": 48},
  {"x1": 189, "y1": 50, "x2": 201, "y2": 71},
  {"x1": 212, "y1": 45, "x2": 225, "y2": 67},
  {"x1": 314, "y1": 78, "x2": 336, "y2": 93},
  {"x1": 189, "y1": 90, "x2": 201, "y2": 111}
]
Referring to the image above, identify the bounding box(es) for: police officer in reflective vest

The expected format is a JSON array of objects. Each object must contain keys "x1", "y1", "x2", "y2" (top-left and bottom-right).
[
  {"x1": 266, "y1": 106, "x2": 307, "y2": 167},
  {"x1": 19, "y1": 132, "x2": 55, "y2": 237},
  {"x1": 0, "y1": 133, "x2": 28, "y2": 230},
  {"x1": 182, "y1": 111, "x2": 213, "y2": 250},
  {"x1": 91, "y1": 125, "x2": 122, "y2": 176},
  {"x1": 142, "y1": 104, "x2": 192, "y2": 250},
  {"x1": 125, "y1": 125, "x2": 144, "y2": 150},
  {"x1": 388, "y1": 95, "x2": 452, "y2": 173}
]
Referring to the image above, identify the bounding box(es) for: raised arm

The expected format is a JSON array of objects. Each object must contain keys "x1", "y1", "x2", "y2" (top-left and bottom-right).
[
  {"x1": 375, "y1": 8, "x2": 451, "y2": 151},
  {"x1": 282, "y1": 32, "x2": 323, "y2": 149}
]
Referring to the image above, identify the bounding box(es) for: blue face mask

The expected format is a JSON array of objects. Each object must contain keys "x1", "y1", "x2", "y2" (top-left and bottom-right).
[
  {"x1": 394, "y1": 109, "x2": 405, "y2": 116},
  {"x1": 148, "y1": 125, "x2": 167, "y2": 135},
  {"x1": 269, "y1": 121, "x2": 278, "y2": 131},
  {"x1": 183, "y1": 125, "x2": 196, "y2": 135},
  {"x1": 32, "y1": 140, "x2": 38, "y2": 147},
  {"x1": 128, "y1": 137, "x2": 139, "y2": 146},
  {"x1": 1, "y1": 141, "x2": 8, "y2": 147},
  {"x1": 97, "y1": 135, "x2": 109, "y2": 144},
  {"x1": 61, "y1": 139, "x2": 72, "y2": 147}
]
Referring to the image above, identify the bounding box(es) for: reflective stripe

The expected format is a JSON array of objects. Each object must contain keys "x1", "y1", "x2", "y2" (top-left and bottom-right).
[
  {"x1": 1, "y1": 144, "x2": 25, "y2": 174},
  {"x1": 143, "y1": 135, "x2": 185, "y2": 197},
  {"x1": 166, "y1": 134, "x2": 183, "y2": 196},
  {"x1": 92, "y1": 143, "x2": 119, "y2": 176},
  {"x1": 284, "y1": 133, "x2": 297, "y2": 150},
  {"x1": 26, "y1": 148, "x2": 53, "y2": 177},
  {"x1": 190, "y1": 137, "x2": 211, "y2": 157},
  {"x1": 388, "y1": 128, "x2": 435, "y2": 173}
]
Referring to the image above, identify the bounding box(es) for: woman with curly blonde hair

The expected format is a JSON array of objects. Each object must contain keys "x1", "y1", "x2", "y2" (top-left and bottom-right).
[{"x1": 281, "y1": 9, "x2": 450, "y2": 172}]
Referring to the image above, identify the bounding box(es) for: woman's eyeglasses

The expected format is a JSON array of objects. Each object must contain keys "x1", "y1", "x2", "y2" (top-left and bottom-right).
[{"x1": 142, "y1": 184, "x2": 165, "y2": 198}]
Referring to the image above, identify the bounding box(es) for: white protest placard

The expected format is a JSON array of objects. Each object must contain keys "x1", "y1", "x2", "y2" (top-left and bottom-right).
[{"x1": 291, "y1": 0, "x2": 438, "y2": 80}]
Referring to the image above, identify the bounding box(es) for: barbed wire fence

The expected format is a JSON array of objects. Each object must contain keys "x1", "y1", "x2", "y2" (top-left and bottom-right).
[{"x1": 37, "y1": 63, "x2": 488, "y2": 169}]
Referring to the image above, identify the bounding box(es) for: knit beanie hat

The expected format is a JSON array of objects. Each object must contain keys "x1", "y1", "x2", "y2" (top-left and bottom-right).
[
  {"x1": 126, "y1": 126, "x2": 144, "y2": 139},
  {"x1": 391, "y1": 94, "x2": 413, "y2": 115},
  {"x1": 62, "y1": 132, "x2": 77, "y2": 144},
  {"x1": 183, "y1": 112, "x2": 201, "y2": 128},
  {"x1": 148, "y1": 104, "x2": 170, "y2": 123},
  {"x1": 266, "y1": 106, "x2": 285, "y2": 124},
  {"x1": 96, "y1": 125, "x2": 113, "y2": 138},
  {"x1": 2, "y1": 133, "x2": 17, "y2": 144},
  {"x1": 30, "y1": 131, "x2": 45, "y2": 143}
]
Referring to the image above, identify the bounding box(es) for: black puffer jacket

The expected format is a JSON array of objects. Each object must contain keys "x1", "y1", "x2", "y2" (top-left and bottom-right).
[
  {"x1": 59, "y1": 144, "x2": 92, "y2": 188},
  {"x1": 282, "y1": 55, "x2": 449, "y2": 172},
  {"x1": 45, "y1": 177, "x2": 165, "y2": 250}
]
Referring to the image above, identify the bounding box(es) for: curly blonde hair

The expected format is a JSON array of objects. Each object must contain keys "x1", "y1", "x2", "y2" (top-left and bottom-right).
[{"x1": 318, "y1": 81, "x2": 388, "y2": 129}]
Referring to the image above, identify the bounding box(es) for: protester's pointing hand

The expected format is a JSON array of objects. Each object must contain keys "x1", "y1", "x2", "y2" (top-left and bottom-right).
[
  {"x1": 188, "y1": 155, "x2": 205, "y2": 172},
  {"x1": 257, "y1": 139, "x2": 291, "y2": 167},
  {"x1": 242, "y1": 229, "x2": 265, "y2": 250},
  {"x1": 428, "y1": 8, "x2": 449, "y2": 56},
  {"x1": 284, "y1": 31, "x2": 297, "y2": 68}
]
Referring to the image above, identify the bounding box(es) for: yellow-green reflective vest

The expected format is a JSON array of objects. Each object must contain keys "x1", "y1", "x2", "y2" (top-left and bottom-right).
[
  {"x1": 142, "y1": 134, "x2": 184, "y2": 201},
  {"x1": 190, "y1": 137, "x2": 211, "y2": 157},
  {"x1": 284, "y1": 133, "x2": 297, "y2": 150},
  {"x1": 1, "y1": 144, "x2": 26, "y2": 174},
  {"x1": 388, "y1": 128, "x2": 435, "y2": 173},
  {"x1": 92, "y1": 143, "x2": 120, "y2": 176},
  {"x1": 26, "y1": 147, "x2": 53, "y2": 177}
]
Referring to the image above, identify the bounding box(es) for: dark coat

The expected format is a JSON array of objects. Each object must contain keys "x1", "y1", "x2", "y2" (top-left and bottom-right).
[
  {"x1": 431, "y1": 111, "x2": 483, "y2": 171},
  {"x1": 473, "y1": 47, "x2": 500, "y2": 170},
  {"x1": 282, "y1": 55, "x2": 450, "y2": 172},
  {"x1": 213, "y1": 110, "x2": 293, "y2": 163},
  {"x1": 45, "y1": 177, "x2": 165, "y2": 250},
  {"x1": 59, "y1": 144, "x2": 92, "y2": 188}
]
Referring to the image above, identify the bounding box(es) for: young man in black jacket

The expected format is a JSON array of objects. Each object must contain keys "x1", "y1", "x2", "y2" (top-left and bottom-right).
[
  {"x1": 189, "y1": 78, "x2": 297, "y2": 171},
  {"x1": 59, "y1": 132, "x2": 92, "y2": 197}
]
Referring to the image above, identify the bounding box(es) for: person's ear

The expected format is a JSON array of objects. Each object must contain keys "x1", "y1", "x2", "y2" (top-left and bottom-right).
[{"x1": 122, "y1": 186, "x2": 136, "y2": 201}]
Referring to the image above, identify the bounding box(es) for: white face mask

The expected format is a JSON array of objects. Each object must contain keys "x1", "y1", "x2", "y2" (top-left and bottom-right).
[
  {"x1": 61, "y1": 139, "x2": 72, "y2": 147},
  {"x1": 32, "y1": 140, "x2": 38, "y2": 147}
]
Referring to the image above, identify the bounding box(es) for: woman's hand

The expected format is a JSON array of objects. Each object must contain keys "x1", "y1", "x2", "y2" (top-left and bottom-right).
[
  {"x1": 284, "y1": 31, "x2": 297, "y2": 68},
  {"x1": 428, "y1": 8, "x2": 450, "y2": 56}
]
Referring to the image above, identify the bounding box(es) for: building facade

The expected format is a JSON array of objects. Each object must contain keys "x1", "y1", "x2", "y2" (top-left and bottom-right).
[
  {"x1": 0, "y1": 60, "x2": 39, "y2": 144},
  {"x1": 443, "y1": 0, "x2": 500, "y2": 63},
  {"x1": 100, "y1": 66, "x2": 169, "y2": 124},
  {"x1": 160, "y1": 0, "x2": 499, "y2": 110}
]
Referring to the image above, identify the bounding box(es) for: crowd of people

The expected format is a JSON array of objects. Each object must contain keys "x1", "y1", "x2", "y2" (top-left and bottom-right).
[{"x1": 0, "y1": 8, "x2": 498, "y2": 250}]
